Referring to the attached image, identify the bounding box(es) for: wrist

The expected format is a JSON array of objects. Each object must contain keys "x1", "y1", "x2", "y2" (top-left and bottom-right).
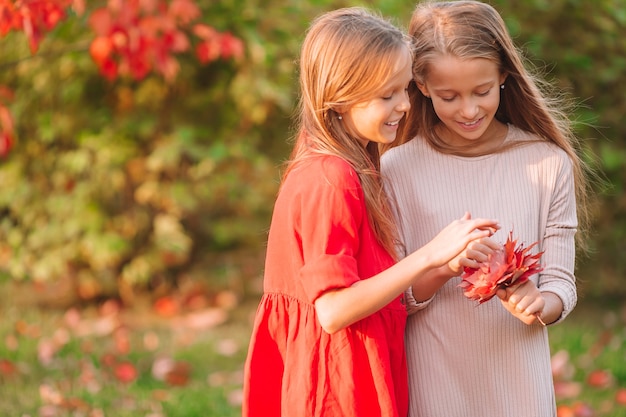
[
  {"x1": 539, "y1": 291, "x2": 564, "y2": 325},
  {"x1": 411, "y1": 266, "x2": 453, "y2": 301},
  {"x1": 440, "y1": 263, "x2": 460, "y2": 280}
]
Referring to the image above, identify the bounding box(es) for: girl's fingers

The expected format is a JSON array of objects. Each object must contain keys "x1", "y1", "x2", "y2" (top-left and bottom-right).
[
  {"x1": 535, "y1": 314, "x2": 547, "y2": 326},
  {"x1": 465, "y1": 249, "x2": 489, "y2": 263}
]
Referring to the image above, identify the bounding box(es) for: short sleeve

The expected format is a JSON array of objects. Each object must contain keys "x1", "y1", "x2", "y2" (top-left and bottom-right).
[{"x1": 296, "y1": 158, "x2": 365, "y2": 303}]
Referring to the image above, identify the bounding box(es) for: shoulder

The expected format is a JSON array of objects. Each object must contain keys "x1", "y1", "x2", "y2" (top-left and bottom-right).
[
  {"x1": 381, "y1": 137, "x2": 426, "y2": 173},
  {"x1": 508, "y1": 125, "x2": 572, "y2": 167},
  {"x1": 288, "y1": 154, "x2": 361, "y2": 190},
  {"x1": 280, "y1": 155, "x2": 366, "y2": 221},
  {"x1": 383, "y1": 137, "x2": 424, "y2": 159}
]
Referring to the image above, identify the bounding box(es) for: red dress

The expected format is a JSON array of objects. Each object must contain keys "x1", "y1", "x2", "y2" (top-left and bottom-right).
[{"x1": 243, "y1": 155, "x2": 408, "y2": 417}]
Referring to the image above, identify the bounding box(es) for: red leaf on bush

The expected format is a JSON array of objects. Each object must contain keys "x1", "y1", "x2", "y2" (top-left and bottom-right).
[
  {"x1": 87, "y1": 0, "x2": 221, "y2": 81},
  {"x1": 459, "y1": 231, "x2": 543, "y2": 304},
  {"x1": 191, "y1": 23, "x2": 215, "y2": 40},
  {"x1": 195, "y1": 38, "x2": 219, "y2": 64},
  {"x1": 99, "y1": 57, "x2": 118, "y2": 81},
  {"x1": 0, "y1": 0, "x2": 71, "y2": 53},
  {"x1": 0, "y1": 131, "x2": 13, "y2": 157},
  {"x1": 0, "y1": 104, "x2": 14, "y2": 157},
  {"x1": 87, "y1": 7, "x2": 111, "y2": 35},
  {"x1": 89, "y1": 36, "x2": 113, "y2": 64},
  {"x1": 219, "y1": 32, "x2": 243, "y2": 60},
  {"x1": 168, "y1": 0, "x2": 199, "y2": 24}
]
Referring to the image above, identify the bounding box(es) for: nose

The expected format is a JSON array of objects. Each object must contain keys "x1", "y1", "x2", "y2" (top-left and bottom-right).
[
  {"x1": 397, "y1": 90, "x2": 411, "y2": 113},
  {"x1": 459, "y1": 98, "x2": 479, "y2": 119}
]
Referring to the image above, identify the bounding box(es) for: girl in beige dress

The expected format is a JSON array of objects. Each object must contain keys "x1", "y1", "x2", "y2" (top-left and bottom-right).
[{"x1": 381, "y1": 2, "x2": 594, "y2": 416}]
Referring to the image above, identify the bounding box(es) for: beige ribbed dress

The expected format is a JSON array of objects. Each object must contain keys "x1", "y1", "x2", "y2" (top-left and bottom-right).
[{"x1": 381, "y1": 125, "x2": 577, "y2": 417}]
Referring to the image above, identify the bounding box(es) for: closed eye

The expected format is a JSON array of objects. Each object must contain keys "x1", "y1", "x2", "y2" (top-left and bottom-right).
[{"x1": 383, "y1": 84, "x2": 411, "y2": 100}]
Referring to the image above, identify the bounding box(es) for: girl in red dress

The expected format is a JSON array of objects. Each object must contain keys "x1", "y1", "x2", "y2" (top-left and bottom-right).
[{"x1": 242, "y1": 7, "x2": 499, "y2": 417}]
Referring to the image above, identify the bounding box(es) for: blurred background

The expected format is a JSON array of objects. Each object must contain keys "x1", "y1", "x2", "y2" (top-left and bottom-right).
[{"x1": 0, "y1": 0, "x2": 624, "y2": 416}]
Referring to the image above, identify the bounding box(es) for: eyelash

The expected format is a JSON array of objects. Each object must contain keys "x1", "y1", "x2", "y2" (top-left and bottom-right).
[
  {"x1": 441, "y1": 90, "x2": 491, "y2": 102},
  {"x1": 383, "y1": 88, "x2": 409, "y2": 100}
]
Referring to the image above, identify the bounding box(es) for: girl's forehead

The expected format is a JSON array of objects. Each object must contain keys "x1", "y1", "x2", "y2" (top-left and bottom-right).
[
  {"x1": 368, "y1": 46, "x2": 412, "y2": 86},
  {"x1": 428, "y1": 53, "x2": 496, "y2": 67},
  {"x1": 425, "y1": 56, "x2": 501, "y2": 88},
  {"x1": 383, "y1": 48, "x2": 413, "y2": 82}
]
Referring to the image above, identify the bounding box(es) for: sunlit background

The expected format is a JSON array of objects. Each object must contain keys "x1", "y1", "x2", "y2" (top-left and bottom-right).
[{"x1": 0, "y1": 0, "x2": 624, "y2": 416}]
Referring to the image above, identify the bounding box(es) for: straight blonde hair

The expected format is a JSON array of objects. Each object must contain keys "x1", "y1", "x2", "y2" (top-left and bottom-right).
[{"x1": 284, "y1": 7, "x2": 412, "y2": 258}]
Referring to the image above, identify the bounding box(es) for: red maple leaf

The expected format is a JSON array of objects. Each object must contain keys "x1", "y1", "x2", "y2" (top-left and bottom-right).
[{"x1": 459, "y1": 231, "x2": 543, "y2": 304}]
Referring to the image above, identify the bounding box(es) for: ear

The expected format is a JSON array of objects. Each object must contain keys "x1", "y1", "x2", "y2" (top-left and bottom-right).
[
  {"x1": 499, "y1": 72, "x2": 508, "y2": 86},
  {"x1": 416, "y1": 82, "x2": 430, "y2": 98},
  {"x1": 334, "y1": 103, "x2": 349, "y2": 115}
]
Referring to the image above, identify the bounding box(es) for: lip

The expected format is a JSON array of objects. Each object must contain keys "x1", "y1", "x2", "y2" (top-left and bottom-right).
[
  {"x1": 384, "y1": 121, "x2": 401, "y2": 133},
  {"x1": 385, "y1": 115, "x2": 405, "y2": 128},
  {"x1": 457, "y1": 116, "x2": 484, "y2": 131}
]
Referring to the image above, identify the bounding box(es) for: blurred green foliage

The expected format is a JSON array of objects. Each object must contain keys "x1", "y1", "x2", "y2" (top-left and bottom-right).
[
  {"x1": 0, "y1": 0, "x2": 624, "y2": 302},
  {"x1": 488, "y1": 0, "x2": 626, "y2": 297}
]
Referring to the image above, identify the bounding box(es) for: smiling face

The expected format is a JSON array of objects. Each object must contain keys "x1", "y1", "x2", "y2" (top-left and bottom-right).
[
  {"x1": 341, "y1": 46, "x2": 413, "y2": 147},
  {"x1": 418, "y1": 54, "x2": 508, "y2": 152}
]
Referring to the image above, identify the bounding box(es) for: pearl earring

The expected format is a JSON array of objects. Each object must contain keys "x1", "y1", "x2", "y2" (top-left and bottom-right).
[
  {"x1": 500, "y1": 84, "x2": 505, "y2": 90},
  {"x1": 338, "y1": 115, "x2": 342, "y2": 120}
]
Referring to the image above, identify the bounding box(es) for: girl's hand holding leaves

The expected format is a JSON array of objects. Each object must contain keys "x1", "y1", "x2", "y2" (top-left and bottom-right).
[{"x1": 459, "y1": 231, "x2": 543, "y2": 306}]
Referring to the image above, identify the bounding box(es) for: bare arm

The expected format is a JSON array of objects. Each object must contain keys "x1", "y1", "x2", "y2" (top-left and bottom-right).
[
  {"x1": 315, "y1": 213, "x2": 499, "y2": 333},
  {"x1": 315, "y1": 248, "x2": 441, "y2": 334},
  {"x1": 410, "y1": 237, "x2": 502, "y2": 303}
]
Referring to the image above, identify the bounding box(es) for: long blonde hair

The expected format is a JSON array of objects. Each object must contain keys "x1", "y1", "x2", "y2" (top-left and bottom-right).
[
  {"x1": 393, "y1": 0, "x2": 594, "y2": 251},
  {"x1": 284, "y1": 7, "x2": 411, "y2": 258}
]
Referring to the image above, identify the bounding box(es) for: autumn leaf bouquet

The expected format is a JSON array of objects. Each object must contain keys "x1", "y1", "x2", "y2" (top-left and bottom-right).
[{"x1": 459, "y1": 231, "x2": 543, "y2": 305}]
